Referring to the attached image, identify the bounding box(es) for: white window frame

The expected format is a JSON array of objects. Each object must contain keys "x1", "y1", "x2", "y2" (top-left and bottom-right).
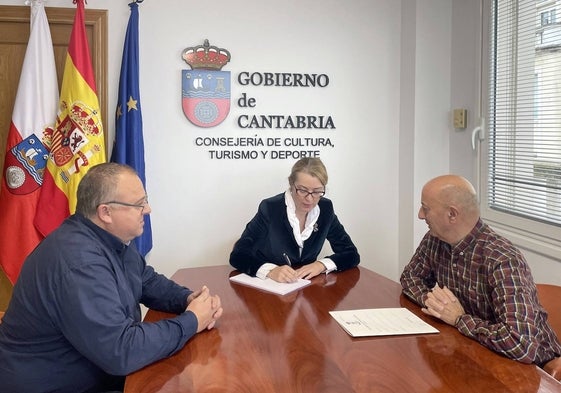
[{"x1": 479, "y1": 0, "x2": 561, "y2": 261}]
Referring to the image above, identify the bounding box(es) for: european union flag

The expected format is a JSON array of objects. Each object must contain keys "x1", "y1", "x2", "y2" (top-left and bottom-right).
[{"x1": 112, "y1": 1, "x2": 152, "y2": 256}]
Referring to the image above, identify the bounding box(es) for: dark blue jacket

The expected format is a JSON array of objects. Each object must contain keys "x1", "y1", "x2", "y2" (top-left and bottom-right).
[
  {"x1": 0, "y1": 214, "x2": 197, "y2": 393},
  {"x1": 230, "y1": 193, "x2": 360, "y2": 276}
]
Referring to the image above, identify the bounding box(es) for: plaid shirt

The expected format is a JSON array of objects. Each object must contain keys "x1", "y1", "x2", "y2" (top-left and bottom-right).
[{"x1": 401, "y1": 219, "x2": 561, "y2": 365}]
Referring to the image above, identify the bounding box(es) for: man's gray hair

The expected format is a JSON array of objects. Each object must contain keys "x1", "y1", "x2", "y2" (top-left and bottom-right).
[{"x1": 76, "y1": 163, "x2": 137, "y2": 218}]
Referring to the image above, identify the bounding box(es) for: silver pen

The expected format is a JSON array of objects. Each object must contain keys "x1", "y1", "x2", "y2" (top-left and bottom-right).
[{"x1": 282, "y1": 252, "x2": 292, "y2": 267}]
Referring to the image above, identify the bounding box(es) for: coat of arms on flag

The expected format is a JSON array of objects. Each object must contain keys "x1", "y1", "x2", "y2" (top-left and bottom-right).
[
  {"x1": 34, "y1": 0, "x2": 106, "y2": 237},
  {"x1": 49, "y1": 102, "x2": 103, "y2": 181},
  {"x1": 4, "y1": 135, "x2": 49, "y2": 195},
  {"x1": 181, "y1": 39, "x2": 231, "y2": 128}
]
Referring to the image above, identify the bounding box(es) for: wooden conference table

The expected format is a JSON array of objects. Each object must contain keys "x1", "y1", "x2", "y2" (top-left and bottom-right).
[{"x1": 124, "y1": 265, "x2": 561, "y2": 393}]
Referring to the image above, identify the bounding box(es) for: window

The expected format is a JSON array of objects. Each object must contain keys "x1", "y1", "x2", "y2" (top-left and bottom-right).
[
  {"x1": 482, "y1": 0, "x2": 561, "y2": 252},
  {"x1": 541, "y1": 9, "x2": 556, "y2": 26}
]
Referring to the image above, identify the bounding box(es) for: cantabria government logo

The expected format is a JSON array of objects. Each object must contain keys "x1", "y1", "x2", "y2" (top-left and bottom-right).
[{"x1": 181, "y1": 39, "x2": 231, "y2": 128}]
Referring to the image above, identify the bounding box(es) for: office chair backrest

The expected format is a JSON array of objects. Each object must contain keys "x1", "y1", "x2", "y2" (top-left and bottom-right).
[
  {"x1": 537, "y1": 284, "x2": 561, "y2": 337},
  {"x1": 536, "y1": 283, "x2": 561, "y2": 382}
]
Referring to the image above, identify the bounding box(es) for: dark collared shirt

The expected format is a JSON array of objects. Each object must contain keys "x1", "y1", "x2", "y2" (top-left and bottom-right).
[
  {"x1": 0, "y1": 214, "x2": 197, "y2": 393},
  {"x1": 400, "y1": 219, "x2": 561, "y2": 365}
]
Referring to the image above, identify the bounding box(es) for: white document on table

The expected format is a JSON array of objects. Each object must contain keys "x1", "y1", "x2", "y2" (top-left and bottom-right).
[
  {"x1": 329, "y1": 308, "x2": 439, "y2": 337},
  {"x1": 229, "y1": 273, "x2": 311, "y2": 295}
]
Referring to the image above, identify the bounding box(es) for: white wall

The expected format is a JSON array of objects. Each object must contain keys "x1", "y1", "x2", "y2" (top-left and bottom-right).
[
  {"x1": 2, "y1": 0, "x2": 560, "y2": 285},
  {"x1": 397, "y1": 0, "x2": 453, "y2": 275},
  {"x1": 137, "y1": 0, "x2": 402, "y2": 280}
]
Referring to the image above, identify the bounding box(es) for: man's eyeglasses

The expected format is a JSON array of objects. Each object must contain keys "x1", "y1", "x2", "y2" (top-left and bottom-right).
[
  {"x1": 100, "y1": 198, "x2": 149, "y2": 213},
  {"x1": 294, "y1": 187, "x2": 325, "y2": 199}
]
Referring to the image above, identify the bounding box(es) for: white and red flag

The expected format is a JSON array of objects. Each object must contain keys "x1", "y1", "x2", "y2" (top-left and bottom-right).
[{"x1": 0, "y1": 0, "x2": 59, "y2": 284}]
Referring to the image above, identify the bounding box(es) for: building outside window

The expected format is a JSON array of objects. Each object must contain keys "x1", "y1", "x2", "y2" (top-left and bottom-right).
[{"x1": 482, "y1": 0, "x2": 561, "y2": 256}]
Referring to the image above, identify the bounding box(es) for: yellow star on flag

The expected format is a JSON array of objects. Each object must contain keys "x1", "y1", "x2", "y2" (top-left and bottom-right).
[
  {"x1": 127, "y1": 95, "x2": 138, "y2": 112},
  {"x1": 116, "y1": 104, "x2": 122, "y2": 119}
]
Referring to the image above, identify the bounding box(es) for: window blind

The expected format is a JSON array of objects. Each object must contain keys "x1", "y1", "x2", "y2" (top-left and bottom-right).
[{"x1": 488, "y1": 0, "x2": 561, "y2": 227}]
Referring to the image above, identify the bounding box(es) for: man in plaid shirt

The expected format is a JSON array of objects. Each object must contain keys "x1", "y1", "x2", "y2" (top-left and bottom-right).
[{"x1": 400, "y1": 175, "x2": 561, "y2": 367}]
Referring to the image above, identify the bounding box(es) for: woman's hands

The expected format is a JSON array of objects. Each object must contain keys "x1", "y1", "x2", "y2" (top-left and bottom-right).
[
  {"x1": 267, "y1": 261, "x2": 326, "y2": 283},
  {"x1": 296, "y1": 261, "x2": 326, "y2": 280},
  {"x1": 267, "y1": 265, "x2": 298, "y2": 283}
]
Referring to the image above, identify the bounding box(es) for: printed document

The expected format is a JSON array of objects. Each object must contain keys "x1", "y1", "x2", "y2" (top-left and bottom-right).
[
  {"x1": 329, "y1": 308, "x2": 439, "y2": 337},
  {"x1": 229, "y1": 273, "x2": 311, "y2": 295}
]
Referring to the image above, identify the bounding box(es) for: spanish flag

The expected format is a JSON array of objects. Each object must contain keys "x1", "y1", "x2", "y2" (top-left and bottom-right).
[
  {"x1": 35, "y1": 0, "x2": 105, "y2": 236},
  {"x1": 0, "y1": 1, "x2": 59, "y2": 283}
]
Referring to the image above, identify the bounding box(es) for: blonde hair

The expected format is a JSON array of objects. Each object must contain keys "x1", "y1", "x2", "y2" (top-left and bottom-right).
[{"x1": 288, "y1": 157, "x2": 328, "y2": 186}]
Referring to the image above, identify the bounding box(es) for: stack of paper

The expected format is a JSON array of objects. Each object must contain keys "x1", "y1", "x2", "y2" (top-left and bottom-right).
[{"x1": 229, "y1": 273, "x2": 311, "y2": 295}]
